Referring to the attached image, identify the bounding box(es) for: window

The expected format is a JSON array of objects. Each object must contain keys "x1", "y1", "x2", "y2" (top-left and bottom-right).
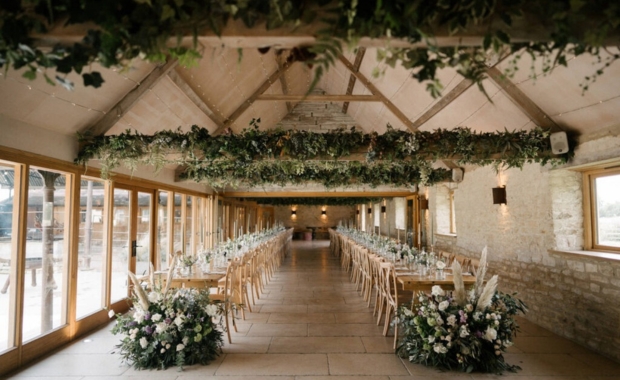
[
  {"x1": 449, "y1": 190, "x2": 457, "y2": 234},
  {"x1": 585, "y1": 168, "x2": 620, "y2": 252},
  {"x1": 436, "y1": 185, "x2": 456, "y2": 235}
]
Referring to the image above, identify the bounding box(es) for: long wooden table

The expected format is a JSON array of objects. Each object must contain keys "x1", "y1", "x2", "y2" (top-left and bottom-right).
[
  {"x1": 154, "y1": 271, "x2": 226, "y2": 289},
  {"x1": 397, "y1": 271, "x2": 476, "y2": 293}
]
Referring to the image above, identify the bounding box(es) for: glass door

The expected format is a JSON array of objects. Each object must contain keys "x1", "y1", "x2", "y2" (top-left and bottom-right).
[{"x1": 110, "y1": 187, "x2": 154, "y2": 304}]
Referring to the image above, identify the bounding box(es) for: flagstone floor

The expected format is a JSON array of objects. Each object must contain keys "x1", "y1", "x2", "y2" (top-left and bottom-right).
[{"x1": 7, "y1": 240, "x2": 620, "y2": 380}]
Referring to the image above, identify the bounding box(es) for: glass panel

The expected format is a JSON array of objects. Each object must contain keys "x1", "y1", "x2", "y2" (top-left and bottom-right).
[
  {"x1": 185, "y1": 195, "x2": 192, "y2": 255},
  {"x1": 0, "y1": 164, "x2": 16, "y2": 352},
  {"x1": 595, "y1": 174, "x2": 620, "y2": 248},
  {"x1": 136, "y1": 192, "x2": 152, "y2": 276},
  {"x1": 76, "y1": 179, "x2": 106, "y2": 320},
  {"x1": 173, "y1": 194, "x2": 182, "y2": 254},
  {"x1": 23, "y1": 169, "x2": 69, "y2": 342},
  {"x1": 110, "y1": 189, "x2": 130, "y2": 303},
  {"x1": 196, "y1": 197, "x2": 204, "y2": 252},
  {"x1": 156, "y1": 191, "x2": 169, "y2": 270}
]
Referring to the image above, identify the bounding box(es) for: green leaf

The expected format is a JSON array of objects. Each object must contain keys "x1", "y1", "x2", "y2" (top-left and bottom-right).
[
  {"x1": 22, "y1": 69, "x2": 36, "y2": 80},
  {"x1": 83, "y1": 72, "x2": 104, "y2": 88}
]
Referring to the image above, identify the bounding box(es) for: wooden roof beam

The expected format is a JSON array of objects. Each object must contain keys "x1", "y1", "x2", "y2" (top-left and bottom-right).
[
  {"x1": 486, "y1": 67, "x2": 562, "y2": 132},
  {"x1": 168, "y1": 70, "x2": 226, "y2": 131},
  {"x1": 212, "y1": 57, "x2": 295, "y2": 136},
  {"x1": 82, "y1": 59, "x2": 178, "y2": 136},
  {"x1": 276, "y1": 55, "x2": 293, "y2": 112},
  {"x1": 338, "y1": 54, "x2": 416, "y2": 132},
  {"x1": 257, "y1": 94, "x2": 379, "y2": 101},
  {"x1": 343, "y1": 47, "x2": 366, "y2": 114},
  {"x1": 220, "y1": 191, "x2": 414, "y2": 198}
]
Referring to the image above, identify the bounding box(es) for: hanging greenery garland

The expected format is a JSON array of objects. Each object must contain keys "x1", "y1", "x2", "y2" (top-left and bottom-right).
[
  {"x1": 1, "y1": 1, "x2": 618, "y2": 96},
  {"x1": 75, "y1": 122, "x2": 571, "y2": 188},
  {"x1": 247, "y1": 197, "x2": 382, "y2": 206}
]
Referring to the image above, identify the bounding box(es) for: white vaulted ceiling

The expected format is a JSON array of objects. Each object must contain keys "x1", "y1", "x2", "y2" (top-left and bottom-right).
[{"x1": 1, "y1": 42, "x2": 620, "y2": 192}]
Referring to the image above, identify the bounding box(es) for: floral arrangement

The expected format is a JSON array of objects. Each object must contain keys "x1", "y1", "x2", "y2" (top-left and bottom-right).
[
  {"x1": 396, "y1": 247, "x2": 526, "y2": 374},
  {"x1": 111, "y1": 267, "x2": 223, "y2": 370}
]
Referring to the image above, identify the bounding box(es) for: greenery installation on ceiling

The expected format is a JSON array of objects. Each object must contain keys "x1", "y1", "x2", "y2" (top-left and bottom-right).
[
  {"x1": 75, "y1": 123, "x2": 570, "y2": 188},
  {"x1": 1, "y1": 0, "x2": 618, "y2": 95},
  {"x1": 248, "y1": 197, "x2": 382, "y2": 206}
]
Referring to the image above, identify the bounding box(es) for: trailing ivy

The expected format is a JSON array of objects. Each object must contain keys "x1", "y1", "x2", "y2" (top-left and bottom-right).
[
  {"x1": 1, "y1": 1, "x2": 619, "y2": 96},
  {"x1": 247, "y1": 197, "x2": 382, "y2": 206},
  {"x1": 75, "y1": 122, "x2": 571, "y2": 188}
]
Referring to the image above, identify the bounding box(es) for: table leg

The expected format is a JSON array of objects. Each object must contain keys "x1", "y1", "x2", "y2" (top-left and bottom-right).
[
  {"x1": 31, "y1": 268, "x2": 37, "y2": 287},
  {"x1": 1, "y1": 277, "x2": 9, "y2": 294}
]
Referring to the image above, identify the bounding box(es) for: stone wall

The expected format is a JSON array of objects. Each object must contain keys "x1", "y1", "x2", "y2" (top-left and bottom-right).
[
  {"x1": 274, "y1": 205, "x2": 355, "y2": 238},
  {"x1": 425, "y1": 133, "x2": 620, "y2": 361}
]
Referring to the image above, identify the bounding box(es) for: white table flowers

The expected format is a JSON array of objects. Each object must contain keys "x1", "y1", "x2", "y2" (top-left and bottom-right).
[
  {"x1": 110, "y1": 266, "x2": 223, "y2": 370},
  {"x1": 396, "y1": 247, "x2": 526, "y2": 374}
]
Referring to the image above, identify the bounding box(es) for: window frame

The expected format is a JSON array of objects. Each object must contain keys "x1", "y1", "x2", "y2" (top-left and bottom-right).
[
  {"x1": 583, "y1": 166, "x2": 620, "y2": 253},
  {"x1": 449, "y1": 190, "x2": 457, "y2": 235}
]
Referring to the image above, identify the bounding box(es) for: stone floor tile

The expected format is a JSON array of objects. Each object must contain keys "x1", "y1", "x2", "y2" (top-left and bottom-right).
[
  {"x1": 269, "y1": 337, "x2": 365, "y2": 353},
  {"x1": 216, "y1": 353, "x2": 328, "y2": 375},
  {"x1": 246, "y1": 323, "x2": 308, "y2": 337},
  {"x1": 327, "y1": 353, "x2": 409, "y2": 375},
  {"x1": 267, "y1": 312, "x2": 336, "y2": 324},
  {"x1": 309, "y1": 323, "x2": 384, "y2": 337}
]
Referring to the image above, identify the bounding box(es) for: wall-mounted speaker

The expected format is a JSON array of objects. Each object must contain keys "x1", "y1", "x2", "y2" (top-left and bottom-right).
[
  {"x1": 452, "y1": 168, "x2": 464, "y2": 182},
  {"x1": 550, "y1": 131, "x2": 569, "y2": 155}
]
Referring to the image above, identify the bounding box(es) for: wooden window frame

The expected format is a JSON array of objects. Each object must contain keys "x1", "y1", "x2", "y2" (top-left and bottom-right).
[
  {"x1": 448, "y1": 190, "x2": 457, "y2": 235},
  {"x1": 583, "y1": 167, "x2": 620, "y2": 253}
]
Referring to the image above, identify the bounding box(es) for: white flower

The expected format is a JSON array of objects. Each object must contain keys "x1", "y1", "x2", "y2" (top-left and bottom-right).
[
  {"x1": 435, "y1": 316, "x2": 444, "y2": 326},
  {"x1": 174, "y1": 313, "x2": 185, "y2": 327},
  {"x1": 176, "y1": 343, "x2": 185, "y2": 351},
  {"x1": 427, "y1": 317, "x2": 436, "y2": 326},
  {"x1": 438, "y1": 300, "x2": 449, "y2": 311},
  {"x1": 461, "y1": 346, "x2": 470, "y2": 355},
  {"x1": 205, "y1": 304, "x2": 218, "y2": 317},
  {"x1": 431, "y1": 285, "x2": 445, "y2": 296},
  {"x1": 484, "y1": 326, "x2": 497, "y2": 341},
  {"x1": 155, "y1": 322, "x2": 168, "y2": 333},
  {"x1": 403, "y1": 308, "x2": 414, "y2": 317},
  {"x1": 433, "y1": 343, "x2": 448, "y2": 354},
  {"x1": 459, "y1": 325, "x2": 469, "y2": 338},
  {"x1": 182, "y1": 337, "x2": 189, "y2": 345},
  {"x1": 151, "y1": 313, "x2": 162, "y2": 322},
  {"x1": 148, "y1": 291, "x2": 162, "y2": 303},
  {"x1": 429, "y1": 303, "x2": 437, "y2": 310},
  {"x1": 194, "y1": 324, "x2": 202, "y2": 333},
  {"x1": 195, "y1": 333, "x2": 203, "y2": 342},
  {"x1": 140, "y1": 337, "x2": 148, "y2": 349},
  {"x1": 428, "y1": 336, "x2": 435, "y2": 343},
  {"x1": 133, "y1": 310, "x2": 145, "y2": 324},
  {"x1": 108, "y1": 309, "x2": 115, "y2": 318},
  {"x1": 446, "y1": 315, "x2": 457, "y2": 326},
  {"x1": 444, "y1": 335, "x2": 452, "y2": 342},
  {"x1": 160, "y1": 348, "x2": 166, "y2": 353},
  {"x1": 466, "y1": 304, "x2": 473, "y2": 312},
  {"x1": 495, "y1": 350, "x2": 501, "y2": 355},
  {"x1": 165, "y1": 344, "x2": 171, "y2": 349},
  {"x1": 473, "y1": 312, "x2": 482, "y2": 321},
  {"x1": 419, "y1": 296, "x2": 425, "y2": 303},
  {"x1": 436, "y1": 260, "x2": 446, "y2": 270}
]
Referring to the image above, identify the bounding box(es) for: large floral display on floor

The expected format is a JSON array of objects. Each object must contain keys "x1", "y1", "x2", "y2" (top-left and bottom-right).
[
  {"x1": 111, "y1": 267, "x2": 223, "y2": 370},
  {"x1": 396, "y1": 248, "x2": 526, "y2": 374}
]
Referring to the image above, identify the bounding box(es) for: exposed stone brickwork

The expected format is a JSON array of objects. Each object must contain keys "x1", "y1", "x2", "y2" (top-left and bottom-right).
[
  {"x1": 275, "y1": 205, "x2": 355, "y2": 237},
  {"x1": 425, "y1": 145, "x2": 620, "y2": 362}
]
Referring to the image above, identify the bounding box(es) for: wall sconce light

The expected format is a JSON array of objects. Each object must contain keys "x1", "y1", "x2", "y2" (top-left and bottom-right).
[
  {"x1": 368, "y1": 207, "x2": 372, "y2": 214},
  {"x1": 322, "y1": 210, "x2": 326, "y2": 215},
  {"x1": 420, "y1": 198, "x2": 429, "y2": 210},
  {"x1": 492, "y1": 186, "x2": 507, "y2": 205},
  {"x1": 291, "y1": 210, "x2": 296, "y2": 216},
  {"x1": 356, "y1": 209, "x2": 360, "y2": 215},
  {"x1": 381, "y1": 206, "x2": 386, "y2": 213}
]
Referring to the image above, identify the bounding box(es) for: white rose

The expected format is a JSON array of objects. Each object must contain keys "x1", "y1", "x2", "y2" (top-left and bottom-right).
[
  {"x1": 459, "y1": 326, "x2": 469, "y2": 338},
  {"x1": 431, "y1": 285, "x2": 445, "y2": 296},
  {"x1": 182, "y1": 337, "x2": 189, "y2": 345},
  {"x1": 466, "y1": 304, "x2": 473, "y2": 312},
  {"x1": 438, "y1": 300, "x2": 449, "y2": 311},
  {"x1": 148, "y1": 291, "x2": 162, "y2": 303},
  {"x1": 428, "y1": 336, "x2": 436, "y2": 343},
  {"x1": 174, "y1": 315, "x2": 185, "y2": 327},
  {"x1": 155, "y1": 322, "x2": 168, "y2": 333},
  {"x1": 133, "y1": 310, "x2": 145, "y2": 324},
  {"x1": 166, "y1": 344, "x2": 171, "y2": 349},
  {"x1": 446, "y1": 315, "x2": 457, "y2": 326},
  {"x1": 108, "y1": 309, "x2": 115, "y2": 318},
  {"x1": 433, "y1": 343, "x2": 448, "y2": 354},
  {"x1": 403, "y1": 308, "x2": 414, "y2": 317},
  {"x1": 205, "y1": 304, "x2": 218, "y2": 317},
  {"x1": 160, "y1": 348, "x2": 166, "y2": 353},
  {"x1": 151, "y1": 313, "x2": 162, "y2": 322},
  {"x1": 484, "y1": 326, "x2": 497, "y2": 341},
  {"x1": 176, "y1": 344, "x2": 185, "y2": 352},
  {"x1": 140, "y1": 337, "x2": 148, "y2": 349}
]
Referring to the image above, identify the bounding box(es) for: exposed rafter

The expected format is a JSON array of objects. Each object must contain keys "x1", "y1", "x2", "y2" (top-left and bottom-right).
[
  {"x1": 410, "y1": 79, "x2": 475, "y2": 130},
  {"x1": 276, "y1": 54, "x2": 293, "y2": 112},
  {"x1": 168, "y1": 70, "x2": 225, "y2": 131},
  {"x1": 212, "y1": 56, "x2": 295, "y2": 136},
  {"x1": 486, "y1": 67, "x2": 562, "y2": 132},
  {"x1": 338, "y1": 54, "x2": 416, "y2": 132},
  {"x1": 343, "y1": 47, "x2": 366, "y2": 114},
  {"x1": 220, "y1": 191, "x2": 414, "y2": 198},
  {"x1": 257, "y1": 94, "x2": 379, "y2": 102},
  {"x1": 82, "y1": 59, "x2": 178, "y2": 136}
]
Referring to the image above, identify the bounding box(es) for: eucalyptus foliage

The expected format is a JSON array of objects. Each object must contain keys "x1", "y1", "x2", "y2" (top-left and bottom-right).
[
  {"x1": 75, "y1": 123, "x2": 570, "y2": 188},
  {"x1": 248, "y1": 197, "x2": 382, "y2": 206},
  {"x1": 2, "y1": 0, "x2": 619, "y2": 95}
]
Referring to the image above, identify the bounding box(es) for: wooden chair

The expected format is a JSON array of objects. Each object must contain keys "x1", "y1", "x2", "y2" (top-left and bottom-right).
[{"x1": 210, "y1": 259, "x2": 244, "y2": 344}]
